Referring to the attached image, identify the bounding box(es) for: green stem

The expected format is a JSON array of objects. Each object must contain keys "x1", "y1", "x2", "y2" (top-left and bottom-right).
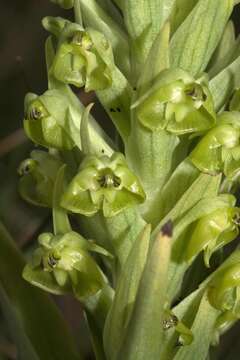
[{"x1": 74, "y1": 0, "x2": 83, "y2": 26}]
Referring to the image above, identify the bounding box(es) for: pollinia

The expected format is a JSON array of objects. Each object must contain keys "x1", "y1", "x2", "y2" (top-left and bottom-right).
[{"x1": 11, "y1": 0, "x2": 240, "y2": 359}]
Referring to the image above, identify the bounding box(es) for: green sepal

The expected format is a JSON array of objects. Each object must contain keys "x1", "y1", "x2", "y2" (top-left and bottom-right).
[
  {"x1": 42, "y1": 16, "x2": 70, "y2": 38},
  {"x1": 186, "y1": 203, "x2": 240, "y2": 267},
  {"x1": 61, "y1": 153, "x2": 146, "y2": 217},
  {"x1": 190, "y1": 113, "x2": 240, "y2": 177},
  {"x1": 18, "y1": 150, "x2": 62, "y2": 208},
  {"x1": 134, "y1": 68, "x2": 216, "y2": 135},
  {"x1": 23, "y1": 231, "x2": 108, "y2": 301},
  {"x1": 50, "y1": 0, "x2": 74, "y2": 9},
  {"x1": 51, "y1": 22, "x2": 113, "y2": 91}
]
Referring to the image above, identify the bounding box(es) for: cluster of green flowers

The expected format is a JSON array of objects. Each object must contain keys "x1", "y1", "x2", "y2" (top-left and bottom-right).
[{"x1": 18, "y1": 0, "x2": 240, "y2": 358}]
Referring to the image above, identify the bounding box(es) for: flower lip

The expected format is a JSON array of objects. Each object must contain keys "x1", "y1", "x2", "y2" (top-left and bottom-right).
[
  {"x1": 18, "y1": 159, "x2": 38, "y2": 176},
  {"x1": 26, "y1": 100, "x2": 49, "y2": 122},
  {"x1": 71, "y1": 31, "x2": 93, "y2": 51},
  {"x1": 96, "y1": 169, "x2": 122, "y2": 189}
]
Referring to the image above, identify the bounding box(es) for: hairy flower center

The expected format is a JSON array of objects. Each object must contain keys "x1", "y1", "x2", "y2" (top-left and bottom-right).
[{"x1": 97, "y1": 172, "x2": 121, "y2": 189}]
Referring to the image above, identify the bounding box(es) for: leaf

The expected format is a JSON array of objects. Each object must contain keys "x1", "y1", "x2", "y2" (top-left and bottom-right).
[
  {"x1": 104, "y1": 225, "x2": 151, "y2": 360},
  {"x1": 121, "y1": 0, "x2": 175, "y2": 74},
  {"x1": 170, "y1": 0, "x2": 234, "y2": 76},
  {"x1": 79, "y1": 0, "x2": 130, "y2": 78},
  {"x1": 80, "y1": 103, "x2": 94, "y2": 155},
  {"x1": 153, "y1": 164, "x2": 221, "y2": 233},
  {"x1": 209, "y1": 54, "x2": 240, "y2": 111},
  {"x1": 138, "y1": 21, "x2": 170, "y2": 97},
  {"x1": 96, "y1": 53, "x2": 133, "y2": 142},
  {"x1": 103, "y1": 207, "x2": 146, "y2": 269},
  {"x1": 117, "y1": 223, "x2": 172, "y2": 360},
  {"x1": 207, "y1": 21, "x2": 238, "y2": 78},
  {"x1": 173, "y1": 294, "x2": 219, "y2": 360},
  {"x1": 52, "y1": 165, "x2": 71, "y2": 235},
  {"x1": 0, "y1": 222, "x2": 79, "y2": 360},
  {"x1": 84, "y1": 285, "x2": 114, "y2": 360},
  {"x1": 170, "y1": 0, "x2": 198, "y2": 34}
]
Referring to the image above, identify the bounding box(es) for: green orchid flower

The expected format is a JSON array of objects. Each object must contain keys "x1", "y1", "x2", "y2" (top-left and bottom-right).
[
  {"x1": 208, "y1": 263, "x2": 240, "y2": 318},
  {"x1": 18, "y1": 150, "x2": 62, "y2": 207},
  {"x1": 132, "y1": 68, "x2": 216, "y2": 134},
  {"x1": 24, "y1": 92, "x2": 76, "y2": 150},
  {"x1": 23, "y1": 231, "x2": 110, "y2": 300},
  {"x1": 61, "y1": 153, "x2": 146, "y2": 217},
  {"x1": 186, "y1": 196, "x2": 240, "y2": 267},
  {"x1": 51, "y1": 22, "x2": 112, "y2": 91},
  {"x1": 50, "y1": 0, "x2": 74, "y2": 9},
  {"x1": 190, "y1": 112, "x2": 240, "y2": 178}
]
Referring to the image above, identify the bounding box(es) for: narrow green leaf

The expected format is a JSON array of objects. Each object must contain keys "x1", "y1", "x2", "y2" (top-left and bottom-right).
[
  {"x1": 84, "y1": 285, "x2": 114, "y2": 360},
  {"x1": 103, "y1": 207, "x2": 146, "y2": 269},
  {"x1": 208, "y1": 21, "x2": 237, "y2": 78},
  {"x1": 173, "y1": 294, "x2": 219, "y2": 360},
  {"x1": 170, "y1": 0, "x2": 234, "y2": 76},
  {"x1": 118, "y1": 223, "x2": 172, "y2": 360},
  {"x1": 52, "y1": 165, "x2": 72, "y2": 235},
  {"x1": 104, "y1": 225, "x2": 151, "y2": 360},
  {"x1": 210, "y1": 54, "x2": 240, "y2": 111},
  {"x1": 138, "y1": 21, "x2": 170, "y2": 97},
  {"x1": 80, "y1": 104, "x2": 94, "y2": 155},
  {"x1": 170, "y1": 0, "x2": 198, "y2": 34},
  {"x1": 0, "y1": 222, "x2": 79, "y2": 360},
  {"x1": 122, "y1": 0, "x2": 175, "y2": 74},
  {"x1": 153, "y1": 166, "x2": 221, "y2": 233},
  {"x1": 96, "y1": 66, "x2": 133, "y2": 142}
]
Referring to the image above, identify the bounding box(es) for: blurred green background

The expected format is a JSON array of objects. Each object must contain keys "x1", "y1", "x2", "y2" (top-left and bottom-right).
[{"x1": 1, "y1": 1, "x2": 240, "y2": 359}]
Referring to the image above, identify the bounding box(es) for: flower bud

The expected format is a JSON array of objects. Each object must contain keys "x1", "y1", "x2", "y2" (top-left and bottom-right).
[
  {"x1": 61, "y1": 153, "x2": 146, "y2": 217},
  {"x1": 208, "y1": 263, "x2": 240, "y2": 317},
  {"x1": 23, "y1": 231, "x2": 108, "y2": 300},
  {"x1": 133, "y1": 68, "x2": 216, "y2": 135},
  {"x1": 50, "y1": 0, "x2": 74, "y2": 9},
  {"x1": 190, "y1": 112, "x2": 240, "y2": 178},
  {"x1": 51, "y1": 23, "x2": 112, "y2": 91},
  {"x1": 18, "y1": 150, "x2": 62, "y2": 207},
  {"x1": 186, "y1": 200, "x2": 240, "y2": 267},
  {"x1": 23, "y1": 91, "x2": 77, "y2": 150}
]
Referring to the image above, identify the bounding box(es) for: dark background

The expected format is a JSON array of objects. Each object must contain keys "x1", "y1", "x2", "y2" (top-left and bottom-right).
[{"x1": 1, "y1": 1, "x2": 240, "y2": 359}]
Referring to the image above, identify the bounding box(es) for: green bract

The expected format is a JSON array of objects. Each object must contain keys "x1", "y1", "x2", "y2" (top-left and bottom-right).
[
  {"x1": 133, "y1": 68, "x2": 216, "y2": 134},
  {"x1": 24, "y1": 92, "x2": 75, "y2": 150},
  {"x1": 18, "y1": 150, "x2": 62, "y2": 207},
  {"x1": 190, "y1": 112, "x2": 240, "y2": 178},
  {"x1": 51, "y1": 22, "x2": 112, "y2": 91},
  {"x1": 61, "y1": 153, "x2": 146, "y2": 217},
  {"x1": 186, "y1": 197, "x2": 240, "y2": 267},
  {"x1": 23, "y1": 231, "x2": 108, "y2": 300}
]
